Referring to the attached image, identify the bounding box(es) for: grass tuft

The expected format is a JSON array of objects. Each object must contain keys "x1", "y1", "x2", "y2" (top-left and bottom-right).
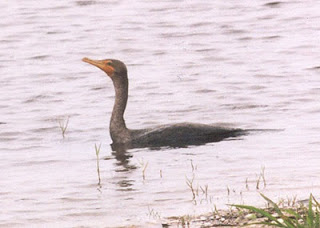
[
  {"x1": 137, "y1": 159, "x2": 148, "y2": 180},
  {"x1": 58, "y1": 117, "x2": 69, "y2": 138},
  {"x1": 233, "y1": 193, "x2": 320, "y2": 227}
]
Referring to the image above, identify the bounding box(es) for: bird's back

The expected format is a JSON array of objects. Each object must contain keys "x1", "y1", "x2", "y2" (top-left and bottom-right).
[{"x1": 129, "y1": 123, "x2": 245, "y2": 148}]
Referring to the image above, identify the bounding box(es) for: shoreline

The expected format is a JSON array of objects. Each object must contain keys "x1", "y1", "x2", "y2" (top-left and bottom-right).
[{"x1": 161, "y1": 193, "x2": 317, "y2": 228}]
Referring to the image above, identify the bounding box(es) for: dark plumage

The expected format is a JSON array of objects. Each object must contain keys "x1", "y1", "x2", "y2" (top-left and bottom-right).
[{"x1": 130, "y1": 123, "x2": 245, "y2": 148}]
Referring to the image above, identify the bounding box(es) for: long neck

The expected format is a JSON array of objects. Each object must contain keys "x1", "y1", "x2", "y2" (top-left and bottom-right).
[{"x1": 110, "y1": 75, "x2": 130, "y2": 143}]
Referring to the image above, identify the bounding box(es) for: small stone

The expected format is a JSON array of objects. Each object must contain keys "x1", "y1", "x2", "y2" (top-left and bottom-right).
[
  {"x1": 200, "y1": 216, "x2": 207, "y2": 221},
  {"x1": 220, "y1": 217, "x2": 225, "y2": 222},
  {"x1": 245, "y1": 213, "x2": 257, "y2": 220}
]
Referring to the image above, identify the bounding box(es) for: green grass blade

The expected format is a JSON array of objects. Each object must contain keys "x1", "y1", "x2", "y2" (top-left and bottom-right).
[
  {"x1": 315, "y1": 212, "x2": 319, "y2": 228},
  {"x1": 233, "y1": 204, "x2": 283, "y2": 226},
  {"x1": 312, "y1": 194, "x2": 320, "y2": 208},
  {"x1": 281, "y1": 218, "x2": 296, "y2": 228},
  {"x1": 284, "y1": 209, "x2": 302, "y2": 220},
  {"x1": 283, "y1": 208, "x2": 304, "y2": 227},
  {"x1": 313, "y1": 194, "x2": 320, "y2": 228},
  {"x1": 260, "y1": 193, "x2": 283, "y2": 216},
  {"x1": 307, "y1": 194, "x2": 314, "y2": 227},
  {"x1": 259, "y1": 194, "x2": 297, "y2": 228}
]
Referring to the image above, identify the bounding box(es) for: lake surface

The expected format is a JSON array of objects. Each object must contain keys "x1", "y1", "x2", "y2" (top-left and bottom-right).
[{"x1": 1, "y1": 0, "x2": 320, "y2": 227}]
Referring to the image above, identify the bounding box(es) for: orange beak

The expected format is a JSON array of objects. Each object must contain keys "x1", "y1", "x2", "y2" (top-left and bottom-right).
[{"x1": 82, "y1": 57, "x2": 115, "y2": 76}]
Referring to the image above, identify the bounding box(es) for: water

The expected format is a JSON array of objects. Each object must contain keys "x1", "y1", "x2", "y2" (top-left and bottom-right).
[{"x1": 1, "y1": 0, "x2": 320, "y2": 227}]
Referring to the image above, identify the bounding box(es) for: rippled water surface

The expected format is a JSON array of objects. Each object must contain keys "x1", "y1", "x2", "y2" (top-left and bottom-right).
[{"x1": 1, "y1": 0, "x2": 320, "y2": 227}]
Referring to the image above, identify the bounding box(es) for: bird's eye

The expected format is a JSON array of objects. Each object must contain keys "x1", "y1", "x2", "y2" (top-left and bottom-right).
[{"x1": 106, "y1": 62, "x2": 112, "y2": 66}]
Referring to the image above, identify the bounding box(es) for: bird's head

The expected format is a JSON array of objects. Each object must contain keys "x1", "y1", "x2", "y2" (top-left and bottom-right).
[{"x1": 82, "y1": 57, "x2": 127, "y2": 78}]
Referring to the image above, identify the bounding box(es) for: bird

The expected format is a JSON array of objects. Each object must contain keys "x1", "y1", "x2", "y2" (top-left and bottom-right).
[{"x1": 82, "y1": 57, "x2": 247, "y2": 149}]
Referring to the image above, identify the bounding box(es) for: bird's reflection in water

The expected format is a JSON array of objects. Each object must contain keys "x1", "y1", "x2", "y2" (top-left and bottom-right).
[
  {"x1": 116, "y1": 179, "x2": 135, "y2": 191},
  {"x1": 110, "y1": 136, "x2": 242, "y2": 171},
  {"x1": 111, "y1": 143, "x2": 137, "y2": 172},
  {"x1": 108, "y1": 144, "x2": 137, "y2": 192}
]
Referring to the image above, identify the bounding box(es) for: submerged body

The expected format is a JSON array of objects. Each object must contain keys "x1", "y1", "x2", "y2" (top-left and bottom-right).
[{"x1": 82, "y1": 58, "x2": 246, "y2": 149}]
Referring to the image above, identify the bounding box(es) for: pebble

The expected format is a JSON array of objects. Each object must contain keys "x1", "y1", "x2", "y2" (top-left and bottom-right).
[
  {"x1": 245, "y1": 213, "x2": 257, "y2": 220},
  {"x1": 203, "y1": 222, "x2": 212, "y2": 226},
  {"x1": 200, "y1": 216, "x2": 206, "y2": 221}
]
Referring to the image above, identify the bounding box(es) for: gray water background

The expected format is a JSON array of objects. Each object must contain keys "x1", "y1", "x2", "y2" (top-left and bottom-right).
[{"x1": 1, "y1": 0, "x2": 320, "y2": 227}]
